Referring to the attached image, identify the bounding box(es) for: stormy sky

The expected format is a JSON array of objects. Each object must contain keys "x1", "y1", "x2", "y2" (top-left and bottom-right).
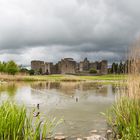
[{"x1": 0, "y1": 0, "x2": 140, "y2": 66}]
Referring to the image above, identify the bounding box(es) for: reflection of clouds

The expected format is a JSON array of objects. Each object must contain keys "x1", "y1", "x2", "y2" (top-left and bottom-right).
[
  {"x1": 86, "y1": 94, "x2": 114, "y2": 103},
  {"x1": 0, "y1": 82, "x2": 115, "y2": 108},
  {"x1": 0, "y1": 83, "x2": 17, "y2": 97},
  {"x1": 0, "y1": 81, "x2": 116, "y2": 136},
  {"x1": 30, "y1": 88, "x2": 73, "y2": 109},
  {"x1": 28, "y1": 82, "x2": 115, "y2": 108},
  {"x1": 30, "y1": 82, "x2": 114, "y2": 96},
  {"x1": 15, "y1": 87, "x2": 41, "y2": 105}
]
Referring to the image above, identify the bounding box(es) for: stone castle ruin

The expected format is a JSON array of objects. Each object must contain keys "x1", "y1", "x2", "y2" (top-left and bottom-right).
[{"x1": 31, "y1": 58, "x2": 108, "y2": 75}]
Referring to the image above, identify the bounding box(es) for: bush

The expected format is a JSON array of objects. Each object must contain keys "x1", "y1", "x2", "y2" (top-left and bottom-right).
[
  {"x1": 20, "y1": 68, "x2": 29, "y2": 73},
  {"x1": 89, "y1": 68, "x2": 97, "y2": 74},
  {"x1": 6, "y1": 61, "x2": 19, "y2": 75},
  {"x1": 29, "y1": 69, "x2": 35, "y2": 75}
]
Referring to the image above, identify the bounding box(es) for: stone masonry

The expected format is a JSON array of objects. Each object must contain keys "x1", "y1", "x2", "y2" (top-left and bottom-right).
[{"x1": 31, "y1": 58, "x2": 108, "y2": 75}]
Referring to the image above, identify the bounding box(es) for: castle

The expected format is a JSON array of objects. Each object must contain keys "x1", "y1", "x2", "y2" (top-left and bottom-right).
[{"x1": 31, "y1": 58, "x2": 108, "y2": 75}]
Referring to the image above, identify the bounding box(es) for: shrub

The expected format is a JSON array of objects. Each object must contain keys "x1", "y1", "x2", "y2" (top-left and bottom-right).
[
  {"x1": 6, "y1": 61, "x2": 19, "y2": 75},
  {"x1": 89, "y1": 68, "x2": 97, "y2": 74},
  {"x1": 29, "y1": 69, "x2": 35, "y2": 75}
]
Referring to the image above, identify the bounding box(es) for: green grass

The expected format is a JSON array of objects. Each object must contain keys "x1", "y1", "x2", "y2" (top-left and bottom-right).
[
  {"x1": 104, "y1": 97, "x2": 140, "y2": 140},
  {"x1": 79, "y1": 74, "x2": 126, "y2": 81},
  {"x1": 0, "y1": 101, "x2": 61, "y2": 140},
  {"x1": 0, "y1": 74, "x2": 126, "y2": 82}
]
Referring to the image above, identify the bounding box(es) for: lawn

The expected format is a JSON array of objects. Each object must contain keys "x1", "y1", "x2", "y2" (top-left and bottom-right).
[{"x1": 0, "y1": 74, "x2": 126, "y2": 82}]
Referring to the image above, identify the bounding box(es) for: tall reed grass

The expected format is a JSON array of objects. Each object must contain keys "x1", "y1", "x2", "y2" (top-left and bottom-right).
[
  {"x1": 0, "y1": 101, "x2": 61, "y2": 140},
  {"x1": 105, "y1": 40, "x2": 140, "y2": 139}
]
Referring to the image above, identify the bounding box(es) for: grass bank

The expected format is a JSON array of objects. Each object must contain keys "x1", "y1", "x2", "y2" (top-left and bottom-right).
[
  {"x1": 0, "y1": 101, "x2": 61, "y2": 140},
  {"x1": 105, "y1": 97, "x2": 140, "y2": 140},
  {"x1": 0, "y1": 74, "x2": 126, "y2": 82},
  {"x1": 105, "y1": 44, "x2": 140, "y2": 139}
]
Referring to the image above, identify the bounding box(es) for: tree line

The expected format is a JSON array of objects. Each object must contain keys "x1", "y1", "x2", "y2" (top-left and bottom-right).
[
  {"x1": 108, "y1": 61, "x2": 129, "y2": 74},
  {"x1": 0, "y1": 61, "x2": 19, "y2": 75},
  {"x1": 0, "y1": 60, "x2": 129, "y2": 75},
  {"x1": 0, "y1": 60, "x2": 34, "y2": 75}
]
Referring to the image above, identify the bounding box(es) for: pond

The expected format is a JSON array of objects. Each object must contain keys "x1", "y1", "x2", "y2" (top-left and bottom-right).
[{"x1": 0, "y1": 81, "x2": 117, "y2": 137}]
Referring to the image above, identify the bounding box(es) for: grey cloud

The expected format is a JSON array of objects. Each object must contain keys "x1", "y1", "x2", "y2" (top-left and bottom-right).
[{"x1": 0, "y1": 0, "x2": 140, "y2": 65}]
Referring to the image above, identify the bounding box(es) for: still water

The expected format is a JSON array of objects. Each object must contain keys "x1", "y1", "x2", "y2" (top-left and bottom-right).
[{"x1": 0, "y1": 82, "x2": 116, "y2": 137}]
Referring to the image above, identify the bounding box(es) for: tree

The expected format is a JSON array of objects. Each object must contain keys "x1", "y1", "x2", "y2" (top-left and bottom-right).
[
  {"x1": 0, "y1": 62, "x2": 7, "y2": 73},
  {"x1": 89, "y1": 68, "x2": 97, "y2": 74},
  {"x1": 6, "y1": 61, "x2": 19, "y2": 75},
  {"x1": 29, "y1": 69, "x2": 35, "y2": 75},
  {"x1": 0, "y1": 62, "x2": 4, "y2": 72},
  {"x1": 20, "y1": 68, "x2": 29, "y2": 73},
  {"x1": 39, "y1": 68, "x2": 42, "y2": 75},
  {"x1": 111, "y1": 63, "x2": 116, "y2": 73},
  {"x1": 118, "y1": 61, "x2": 124, "y2": 74},
  {"x1": 110, "y1": 61, "x2": 127, "y2": 74}
]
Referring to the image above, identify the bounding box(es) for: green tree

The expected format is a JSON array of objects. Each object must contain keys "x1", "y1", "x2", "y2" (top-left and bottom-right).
[
  {"x1": 0, "y1": 62, "x2": 7, "y2": 73},
  {"x1": 111, "y1": 63, "x2": 116, "y2": 73},
  {"x1": 0, "y1": 62, "x2": 3, "y2": 72},
  {"x1": 39, "y1": 68, "x2": 42, "y2": 75},
  {"x1": 6, "y1": 61, "x2": 19, "y2": 75},
  {"x1": 20, "y1": 68, "x2": 29, "y2": 73},
  {"x1": 29, "y1": 69, "x2": 35, "y2": 75},
  {"x1": 89, "y1": 68, "x2": 97, "y2": 74},
  {"x1": 118, "y1": 61, "x2": 124, "y2": 74}
]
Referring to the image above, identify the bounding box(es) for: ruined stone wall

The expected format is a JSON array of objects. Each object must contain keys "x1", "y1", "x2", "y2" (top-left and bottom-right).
[
  {"x1": 50, "y1": 64, "x2": 59, "y2": 74},
  {"x1": 100, "y1": 60, "x2": 108, "y2": 74},
  {"x1": 79, "y1": 58, "x2": 90, "y2": 72},
  {"x1": 54, "y1": 62, "x2": 61, "y2": 74},
  {"x1": 79, "y1": 62, "x2": 84, "y2": 72},
  {"x1": 60, "y1": 58, "x2": 76, "y2": 74},
  {"x1": 79, "y1": 58, "x2": 108, "y2": 74},
  {"x1": 31, "y1": 60, "x2": 45, "y2": 74},
  {"x1": 45, "y1": 62, "x2": 58, "y2": 74},
  {"x1": 89, "y1": 62, "x2": 97, "y2": 70},
  {"x1": 31, "y1": 58, "x2": 108, "y2": 75},
  {"x1": 41, "y1": 64, "x2": 45, "y2": 74}
]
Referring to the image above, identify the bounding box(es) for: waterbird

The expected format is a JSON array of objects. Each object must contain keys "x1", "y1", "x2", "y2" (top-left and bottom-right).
[
  {"x1": 33, "y1": 112, "x2": 40, "y2": 117},
  {"x1": 37, "y1": 103, "x2": 40, "y2": 109}
]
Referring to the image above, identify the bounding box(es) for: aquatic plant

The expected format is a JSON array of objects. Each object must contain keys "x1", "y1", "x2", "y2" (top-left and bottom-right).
[
  {"x1": 105, "y1": 40, "x2": 140, "y2": 140},
  {"x1": 0, "y1": 101, "x2": 61, "y2": 140},
  {"x1": 105, "y1": 97, "x2": 140, "y2": 139}
]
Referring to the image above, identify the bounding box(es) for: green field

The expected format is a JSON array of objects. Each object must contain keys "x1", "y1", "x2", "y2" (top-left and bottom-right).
[{"x1": 0, "y1": 74, "x2": 126, "y2": 82}]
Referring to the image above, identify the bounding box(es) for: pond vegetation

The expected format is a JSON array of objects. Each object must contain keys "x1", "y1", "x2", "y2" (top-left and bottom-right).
[
  {"x1": 105, "y1": 42, "x2": 140, "y2": 140},
  {"x1": 0, "y1": 101, "x2": 61, "y2": 140}
]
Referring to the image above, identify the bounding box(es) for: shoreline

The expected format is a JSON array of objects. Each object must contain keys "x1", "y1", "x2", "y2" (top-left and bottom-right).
[{"x1": 0, "y1": 74, "x2": 126, "y2": 82}]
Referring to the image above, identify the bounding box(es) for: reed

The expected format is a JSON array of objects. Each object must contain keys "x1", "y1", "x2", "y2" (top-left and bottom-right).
[
  {"x1": 0, "y1": 101, "x2": 61, "y2": 140},
  {"x1": 105, "y1": 39, "x2": 140, "y2": 139}
]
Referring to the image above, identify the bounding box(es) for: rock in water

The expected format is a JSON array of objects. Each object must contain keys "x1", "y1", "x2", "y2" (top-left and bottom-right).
[
  {"x1": 84, "y1": 135, "x2": 107, "y2": 140},
  {"x1": 77, "y1": 138, "x2": 82, "y2": 140},
  {"x1": 54, "y1": 136, "x2": 66, "y2": 140},
  {"x1": 54, "y1": 133, "x2": 67, "y2": 140},
  {"x1": 90, "y1": 130, "x2": 98, "y2": 134},
  {"x1": 106, "y1": 130, "x2": 112, "y2": 135}
]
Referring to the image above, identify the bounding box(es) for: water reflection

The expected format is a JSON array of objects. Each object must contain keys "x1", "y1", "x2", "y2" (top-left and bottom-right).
[
  {"x1": 0, "y1": 81, "x2": 117, "y2": 137},
  {"x1": 30, "y1": 82, "x2": 116, "y2": 97},
  {"x1": 0, "y1": 83, "x2": 17, "y2": 97}
]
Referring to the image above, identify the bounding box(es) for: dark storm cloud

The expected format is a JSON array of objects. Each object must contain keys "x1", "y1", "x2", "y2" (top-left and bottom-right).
[{"x1": 0, "y1": 0, "x2": 140, "y2": 65}]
